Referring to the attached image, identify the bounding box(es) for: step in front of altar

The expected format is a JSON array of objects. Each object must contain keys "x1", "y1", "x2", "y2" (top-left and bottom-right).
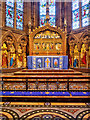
[{"x1": 27, "y1": 56, "x2": 68, "y2": 69}]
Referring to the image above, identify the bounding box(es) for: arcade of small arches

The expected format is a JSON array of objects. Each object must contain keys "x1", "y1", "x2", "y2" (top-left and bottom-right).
[
  {"x1": 68, "y1": 30, "x2": 90, "y2": 69},
  {"x1": 1, "y1": 109, "x2": 90, "y2": 120},
  {"x1": 1, "y1": 31, "x2": 27, "y2": 68}
]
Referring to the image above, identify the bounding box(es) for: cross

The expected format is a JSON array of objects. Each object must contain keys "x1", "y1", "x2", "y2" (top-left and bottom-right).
[{"x1": 45, "y1": 58, "x2": 50, "y2": 67}]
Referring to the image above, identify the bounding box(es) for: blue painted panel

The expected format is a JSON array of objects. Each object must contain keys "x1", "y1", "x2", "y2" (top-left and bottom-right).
[
  {"x1": 53, "y1": 57, "x2": 59, "y2": 68},
  {"x1": 27, "y1": 56, "x2": 32, "y2": 69},
  {"x1": 1, "y1": 91, "x2": 90, "y2": 96},
  {"x1": 1, "y1": 91, "x2": 70, "y2": 96},
  {"x1": 63, "y1": 56, "x2": 68, "y2": 69},
  {"x1": 36, "y1": 57, "x2": 43, "y2": 69},
  {"x1": 71, "y1": 92, "x2": 90, "y2": 96},
  {"x1": 44, "y1": 57, "x2": 51, "y2": 68},
  {"x1": 27, "y1": 56, "x2": 68, "y2": 69}
]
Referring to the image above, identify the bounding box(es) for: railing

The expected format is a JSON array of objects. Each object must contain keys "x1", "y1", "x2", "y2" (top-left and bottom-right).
[{"x1": 1, "y1": 76, "x2": 90, "y2": 92}]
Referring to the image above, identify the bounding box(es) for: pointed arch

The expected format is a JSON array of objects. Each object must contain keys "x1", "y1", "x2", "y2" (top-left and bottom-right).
[
  {"x1": 69, "y1": 33, "x2": 78, "y2": 46},
  {"x1": 80, "y1": 30, "x2": 89, "y2": 44},
  {"x1": 76, "y1": 110, "x2": 90, "y2": 120},
  {"x1": 2, "y1": 109, "x2": 19, "y2": 120},
  {"x1": 2, "y1": 30, "x2": 17, "y2": 49},
  {"x1": 20, "y1": 109, "x2": 74, "y2": 120},
  {"x1": 17, "y1": 35, "x2": 28, "y2": 45}
]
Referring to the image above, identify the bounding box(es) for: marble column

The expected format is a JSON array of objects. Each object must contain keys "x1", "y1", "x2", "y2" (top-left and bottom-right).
[
  {"x1": 7, "y1": 49, "x2": 10, "y2": 68},
  {"x1": 15, "y1": 50, "x2": 18, "y2": 68},
  {"x1": 28, "y1": 21, "x2": 32, "y2": 55},
  {"x1": 22, "y1": 50, "x2": 24, "y2": 68},
  {"x1": 22, "y1": 45, "x2": 26, "y2": 68},
  {"x1": 78, "y1": 50, "x2": 81, "y2": 68},
  {"x1": 85, "y1": 43, "x2": 89, "y2": 68},
  {"x1": 71, "y1": 51, "x2": 74, "y2": 68},
  {"x1": 86, "y1": 50, "x2": 89, "y2": 68},
  {"x1": 70, "y1": 43, "x2": 74, "y2": 68},
  {"x1": 77, "y1": 43, "x2": 81, "y2": 68}
]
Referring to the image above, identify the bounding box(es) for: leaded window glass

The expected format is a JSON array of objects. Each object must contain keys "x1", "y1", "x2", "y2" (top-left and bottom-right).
[
  {"x1": 6, "y1": 0, "x2": 14, "y2": 27},
  {"x1": 40, "y1": 0, "x2": 47, "y2": 26},
  {"x1": 40, "y1": 0, "x2": 56, "y2": 26},
  {"x1": 72, "y1": 0, "x2": 79, "y2": 29},
  {"x1": 82, "y1": 0, "x2": 89, "y2": 27},
  {"x1": 49, "y1": 0, "x2": 56, "y2": 26},
  {"x1": 16, "y1": 0, "x2": 24, "y2": 30}
]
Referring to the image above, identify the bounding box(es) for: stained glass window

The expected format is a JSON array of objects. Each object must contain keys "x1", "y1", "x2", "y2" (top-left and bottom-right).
[
  {"x1": 6, "y1": 0, "x2": 14, "y2": 27},
  {"x1": 49, "y1": 0, "x2": 56, "y2": 26},
  {"x1": 40, "y1": 0, "x2": 47, "y2": 26},
  {"x1": 16, "y1": 0, "x2": 24, "y2": 30},
  {"x1": 82, "y1": 0, "x2": 89, "y2": 27},
  {"x1": 72, "y1": 0, "x2": 79, "y2": 29},
  {"x1": 40, "y1": 0, "x2": 56, "y2": 26}
]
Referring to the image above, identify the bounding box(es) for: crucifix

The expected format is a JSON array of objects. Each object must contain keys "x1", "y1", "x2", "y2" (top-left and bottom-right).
[{"x1": 45, "y1": 58, "x2": 50, "y2": 67}]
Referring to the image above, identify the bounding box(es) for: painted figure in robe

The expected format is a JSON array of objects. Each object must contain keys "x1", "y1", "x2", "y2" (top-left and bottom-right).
[
  {"x1": 2, "y1": 50, "x2": 8, "y2": 68},
  {"x1": 10, "y1": 54, "x2": 16, "y2": 68},
  {"x1": 2, "y1": 43, "x2": 8, "y2": 68}
]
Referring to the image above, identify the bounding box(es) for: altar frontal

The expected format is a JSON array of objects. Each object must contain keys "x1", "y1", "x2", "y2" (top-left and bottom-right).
[{"x1": 27, "y1": 56, "x2": 68, "y2": 69}]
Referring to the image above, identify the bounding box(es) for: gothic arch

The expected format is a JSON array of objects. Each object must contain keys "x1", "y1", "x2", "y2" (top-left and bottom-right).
[
  {"x1": 76, "y1": 110, "x2": 90, "y2": 120},
  {"x1": 2, "y1": 30, "x2": 17, "y2": 49},
  {"x1": 0, "y1": 112, "x2": 13, "y2": 120},
  {"x1": 20, "y1": 109, "x2": 75, "y2": 120},
  {"x1": 80, "y1": 29, "x2": 89, "y2": 40},
  {"x1": 80, "y1": 30, "x2": 89, "y2": 45},
  {"x1": 2, "y1": 108, "x2": 19, "y2": 120},
  {"x1": 17, "y1": 35, "x2": 28, "y2": 46},
  {"x1": 69, "y1": 34, "x2": 78, "y2": 44}
]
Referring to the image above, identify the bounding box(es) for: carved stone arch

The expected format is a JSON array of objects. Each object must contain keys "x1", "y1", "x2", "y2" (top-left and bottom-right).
[
  {"x1": 83, "y1": 35, "x2": 89, "y2": 45},
  {"x1": 69, "y1": 34, "x2": 78, "y2": 45},
  {"x1": 80, "y1": 29, "x2": 89, "y2": 40},
  {"x1": 0, "y1": 112, "x2": 13, "y2": 120},
  {"x1": 2, "y1": 108, "x2": 19, "y2": 120},
  {"x1": 80, "y1": 31, "x2": 89, "y2": 52},
  {"x1": 76, "y1": 110, "x2": 90, "y2": 120},
  {"x1": 20, "y1": 109, "x2": 75, "y2": 120},
  {"x1": 68, "y1": 34, "x2": 78, "y2": 55},
  {"x1": 2, "y1": 30, "x2": 17, "y2": 50},
  {"x1": 17, "y1": 35, "x2": 28, "y2": 46}
]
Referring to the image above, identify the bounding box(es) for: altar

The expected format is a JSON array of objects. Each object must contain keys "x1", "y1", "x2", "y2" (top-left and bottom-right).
[
  {"x1": 27, "y1": 56, "x2": 68, "y2": 69},
  {"x1": 28, "y1": 16, "x2": 68, "y2": 69}
]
